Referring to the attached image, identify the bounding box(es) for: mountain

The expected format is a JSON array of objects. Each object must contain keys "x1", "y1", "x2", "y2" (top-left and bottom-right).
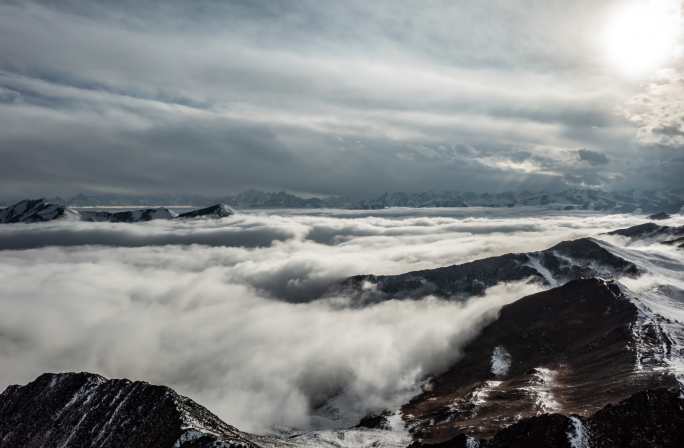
[
  {"x1": 409, "y1": 389, "x2": 684, "y2": 448},
  {"x1": 0, "y1": 198, "x2": 80, "y2": 223},
  {"x1": 333, "y1": 238, "x2": 638, "y2": 303},
  {"x1": 2, "y1": 371, "x2": 682, "y2": 448},
  {"x1": 5, "y1": 188, "x2": 682, "y2": 212},
  {"x1": 607, "y1": 222, "x2": 684, "y2": 241},
  {"x1": 401, "y1": 278, "x2": 679, "y2": 444},
  {"x1": 0, "y1": 199, "x2": 234, "y2": 224},
  {"x1": 178, "y1": 203, "x2": 235, "y2": 219},
  {"x1": 355, "y1": 189, "x2": 684, "y2": 213},
  {"x1": 0, "y1": 372, "x2": 259, "y2": 448}
]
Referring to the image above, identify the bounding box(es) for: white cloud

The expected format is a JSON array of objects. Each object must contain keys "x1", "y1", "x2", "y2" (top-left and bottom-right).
[{"x1": 1, "y1": 209, "x2": 679, "y2": 432}]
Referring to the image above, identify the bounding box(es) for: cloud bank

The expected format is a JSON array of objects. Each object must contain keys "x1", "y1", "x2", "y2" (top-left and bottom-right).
[
  {"x1": 2, "y1": 209, "x2": 682, "y2": 432},
  {"x1": 1, "y1": 1, "x2": 683, "y2": 198}
]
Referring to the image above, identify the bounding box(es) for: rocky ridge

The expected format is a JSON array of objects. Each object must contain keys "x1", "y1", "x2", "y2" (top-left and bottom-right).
[{"x1": 0, "y1": 199, "x2": 234, "y2": 224}]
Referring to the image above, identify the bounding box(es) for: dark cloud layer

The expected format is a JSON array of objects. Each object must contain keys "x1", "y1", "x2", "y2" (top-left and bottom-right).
[{"x1": 0, "y1": 0, "x2": 683, "y2": 198}]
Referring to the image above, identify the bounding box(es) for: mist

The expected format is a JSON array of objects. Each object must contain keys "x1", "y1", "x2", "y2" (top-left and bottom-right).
[{"x1": 0, "y1": 209, "x2": 681, "y2": 432}]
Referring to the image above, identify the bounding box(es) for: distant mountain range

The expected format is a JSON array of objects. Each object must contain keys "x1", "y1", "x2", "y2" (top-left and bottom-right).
[{"x1": 3, "y1": 188, "x2": 683, "y2": 213}]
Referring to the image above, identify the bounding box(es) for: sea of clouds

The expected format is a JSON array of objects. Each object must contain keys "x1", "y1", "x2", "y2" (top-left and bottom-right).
[{"x1": 0, "y1": 208, "x2": 681, "y2": 432}]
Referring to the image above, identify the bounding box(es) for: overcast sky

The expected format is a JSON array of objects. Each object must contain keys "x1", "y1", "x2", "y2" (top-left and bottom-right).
[{"x1": 1, "y1": 0, "x2": 683, "y2": 198}]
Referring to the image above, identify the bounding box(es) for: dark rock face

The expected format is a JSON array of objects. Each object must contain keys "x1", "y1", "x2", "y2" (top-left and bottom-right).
[
  {"x1": 413, "y1": 388, "x2": 684, "y2": 448},
  {"x1": 0, "y1": 372, "x2": 259, "y2": 448},
  {"x1": 402, "y1": 278, "x2": 678, "y2": 443},
  {"x1": 178, "y1": 204, "x2": 234, "y2": 219},
  {"x1": 587, "y1": 388, "x2": 684, "y2": 448},
  {"x1": 334, "y1": 238, "x2": 638, "y2": 302},
  {"x1": 0, "y1": 199, "x2": 73, "y2": 223}
]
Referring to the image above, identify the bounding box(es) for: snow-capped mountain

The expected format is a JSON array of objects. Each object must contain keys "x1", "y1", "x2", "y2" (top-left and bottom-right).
[
  {"x1": 0, "y1": 199, "x2": 234, "y2": 224},
  {"x1": 5, "y1": 188, "x2": 682, "y2": 212},
  {"x1": 355, "y1": 189, "x2": 684, "y2": 213},
  {"x1": 0, "y1": 199, "x2": 80, "y2": 223}
]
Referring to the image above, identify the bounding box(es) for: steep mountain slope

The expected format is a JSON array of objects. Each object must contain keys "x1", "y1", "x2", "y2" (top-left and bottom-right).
[
  {"x1": 0, "y1": 372, "x2": 259, "y2": 448},
  {"x1": 409, "y1": 389, "x2": 684, "y2": 448},
  {"x1": 401, "y1": 278, "x2": 679, "y2": 443},
  {"x1": 334, "y1": 238, "x2": 638, "y2": 302}
]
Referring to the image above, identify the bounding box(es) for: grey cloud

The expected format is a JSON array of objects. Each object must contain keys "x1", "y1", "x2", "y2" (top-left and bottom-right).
[
  {"x1": 577, "y1": 148, "x2": 610, "y2": 165},
  {"x1": 0, "y1": 224, "x2": 293, "y2": 250},
  {"x1": 0, "y1": 0, "x2": 680, "y2": 197}
]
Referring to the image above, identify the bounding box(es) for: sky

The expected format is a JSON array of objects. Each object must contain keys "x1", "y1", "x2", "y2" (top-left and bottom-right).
[{"x1": 0, "y1": 0, "x2": 683, "y2": 198}]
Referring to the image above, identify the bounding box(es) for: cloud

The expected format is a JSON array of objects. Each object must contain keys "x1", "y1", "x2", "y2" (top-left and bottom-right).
[
  {"x1": 0, "y1": 0, "x2": 675, "y2": 196},
  {"x1": 0, "y1": 242, "x2": 541, "y2": 432},
  {"x1": 577, "y1": 148, "x2": 610, "y2": 165},
  {"x1": 624, "y1": 67, "x2": 684, "y2": 149},
  {"x1": 2, "y1": 210, "x2": 681, "y2": 433}
]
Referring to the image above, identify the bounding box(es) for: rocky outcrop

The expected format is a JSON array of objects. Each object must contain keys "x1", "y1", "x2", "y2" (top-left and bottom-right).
[
  {"x1": 0, "y1": 372, "x2": 259, "y2": 448},
  {"x1": 334, "y1": 238, "x2": 638, "y2": 302},
  {"x1": 410, "y1": 388, "x2": 684, "y2": 448}
]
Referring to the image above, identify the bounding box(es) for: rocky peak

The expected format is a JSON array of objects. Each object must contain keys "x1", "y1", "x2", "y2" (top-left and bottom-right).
[
  {"x1": 0, "y1": 198, "x2": 77, "y2": 223},
  {"x1": 0, "y1": 372, "x2": 259, "y2": 448}
]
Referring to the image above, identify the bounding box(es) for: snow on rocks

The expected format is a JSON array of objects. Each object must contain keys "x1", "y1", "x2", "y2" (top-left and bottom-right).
[{"x1": 490, "y1": 346, "x2": 511, "y2": 376}]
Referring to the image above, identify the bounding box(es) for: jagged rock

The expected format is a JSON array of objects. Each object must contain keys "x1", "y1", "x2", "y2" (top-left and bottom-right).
[
  {"x1": 178, "y1": 204, "x2": 234, "y2": 219},
  {"x1": 334, "y1": 238, "x2": 638, "y2": 302},
  {"x1": 0, "y1": 372, "x2": 260, "y2": 448}
]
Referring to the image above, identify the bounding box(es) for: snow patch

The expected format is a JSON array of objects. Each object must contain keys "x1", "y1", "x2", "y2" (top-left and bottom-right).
[
  {"x1": 524, "y1": 367, "x2": 561, "y2": 414},
  {"x1": 465, "y1": 436, "x2": 480, "y2": 448},
  {"x1": 566, "y1": 416, "x2": 590, "y2": 448},
  {"x1": 490, "y1": 346, "x2": 512, "y2": 376},
  {"x1": 525, "y1": 254, "x2": 558, "y2": 286}
]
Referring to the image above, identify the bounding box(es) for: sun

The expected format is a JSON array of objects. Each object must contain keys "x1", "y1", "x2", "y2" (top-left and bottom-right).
[{"x1": 601, "y1": 0, "x2": 683, "y2": 78}]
